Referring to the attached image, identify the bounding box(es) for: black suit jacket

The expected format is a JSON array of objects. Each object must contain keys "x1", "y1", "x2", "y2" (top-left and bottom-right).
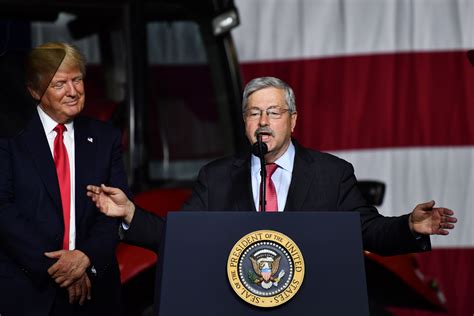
[
  {"x1": 125, "y1": 141, "x2": 430, "y2": 256},
  {"x1": 0, "y1": 112, "x2": 130, "y2": 316}
]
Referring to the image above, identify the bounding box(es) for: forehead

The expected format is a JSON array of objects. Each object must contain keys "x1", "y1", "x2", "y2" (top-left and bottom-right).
[
  {"x1": 50, "y1": 64, "x2": 82, "y2": 81},
  {"x1": 247, "y1": 87, "x2": 285, "y2": 107}
]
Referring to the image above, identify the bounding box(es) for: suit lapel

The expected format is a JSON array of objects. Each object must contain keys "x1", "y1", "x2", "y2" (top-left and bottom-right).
[
  {"x1": 22, "y1": 113, "x2": 62, "y2": 211},
  {"x1": 284, "y1": 143, "x2": 316, "y2": 211},
  {"x1": 231, "y1": 153, "x2": 256, "y2": 212},
  {"x1": 74, "y1": 117, "x2": 96, "y2": 222}
]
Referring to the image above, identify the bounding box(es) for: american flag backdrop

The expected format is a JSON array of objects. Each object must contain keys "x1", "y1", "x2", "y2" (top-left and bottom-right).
[{"x1": 233, "y1": 1, "x2": 474, "y2": 315}]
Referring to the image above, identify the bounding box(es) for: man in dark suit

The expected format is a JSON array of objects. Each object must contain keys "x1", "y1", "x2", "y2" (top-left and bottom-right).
[
  {"x1": 87, "y1": 76, "x2": 457, "y2": 256},
  {"x1": 0, "y1": 42, "x2": 129, "y2": 315}
]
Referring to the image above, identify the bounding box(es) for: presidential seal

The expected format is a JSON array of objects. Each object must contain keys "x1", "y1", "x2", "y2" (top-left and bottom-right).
[{"x1": 227, "y1": 230, "x2": 305, "y2": 308}]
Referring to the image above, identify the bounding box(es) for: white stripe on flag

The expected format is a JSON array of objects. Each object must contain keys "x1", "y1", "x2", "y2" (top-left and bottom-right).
[
  {"x1": 331, "y1": 146, "x2": 474, "y2": 248},
  {"x1": 234, "y1": 0, "x2": 474, "y2": 62}
]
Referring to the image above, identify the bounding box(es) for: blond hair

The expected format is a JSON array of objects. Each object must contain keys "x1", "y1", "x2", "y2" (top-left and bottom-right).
[{"x1": 25, "y1": 42, "x2": 86, "y2": 96}]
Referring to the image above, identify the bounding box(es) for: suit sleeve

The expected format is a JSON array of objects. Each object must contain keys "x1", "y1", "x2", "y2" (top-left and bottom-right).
[
  {"x1": 74, "y1": 128, "x2": 130, "y2": 277},
  {"x1": 0, "y1": 138, "x2": 56, "y2": 287},
  {"x1": 122, "y1": 162, "x2": 209, "y2": 250},
  {"x1": 122, "y1": 206, "x2": 165, "y2": 252},
  {"x1": 337, "y1": 162, "x2": 430, "y2": 256}
]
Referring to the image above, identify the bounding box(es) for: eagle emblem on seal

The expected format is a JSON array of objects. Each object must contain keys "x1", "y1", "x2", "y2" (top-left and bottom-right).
[{"x1": 248, "y1": 249, "x2": 286, "y2": 289}]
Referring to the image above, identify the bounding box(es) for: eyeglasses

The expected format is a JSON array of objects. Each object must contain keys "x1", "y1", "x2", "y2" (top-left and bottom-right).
[{"x1": 244, "y1": 107, "x2": 292, "y2": 120}]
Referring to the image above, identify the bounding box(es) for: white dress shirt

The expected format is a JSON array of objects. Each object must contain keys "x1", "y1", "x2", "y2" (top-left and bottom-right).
[
  {"x1": 251, "y1": 141, "x2": 295, "y2": 212},
  {"x1": 37, "y1": 106, "x2": 76, "y2": 250}
]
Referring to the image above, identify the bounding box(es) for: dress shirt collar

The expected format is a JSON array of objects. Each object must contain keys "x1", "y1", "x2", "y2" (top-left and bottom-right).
[
  {"x1": 37, "y1": 106, "x2": 74, "y2": 135},
  {"x1": 251, "y1": 141, "x2": 295, "y2": 174}
]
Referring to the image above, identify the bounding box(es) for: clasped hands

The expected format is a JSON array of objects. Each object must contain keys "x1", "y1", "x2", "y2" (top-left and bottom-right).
[{"x1": 44, "y1": 249, "x2": 91, "y2": 305}]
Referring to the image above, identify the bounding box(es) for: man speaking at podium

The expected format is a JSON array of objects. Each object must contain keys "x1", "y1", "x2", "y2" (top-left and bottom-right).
[{"x1": 87, "y1": 77, "x2": 457, "y2": 255}]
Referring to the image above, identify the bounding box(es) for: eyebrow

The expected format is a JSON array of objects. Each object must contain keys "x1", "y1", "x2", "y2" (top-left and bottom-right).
[
  {"x1": 248, "y1": 105, "x2": 282, "y2": 109},
  {"x1": 50, "y1": 75, "x2": 83, "y2": 85}
]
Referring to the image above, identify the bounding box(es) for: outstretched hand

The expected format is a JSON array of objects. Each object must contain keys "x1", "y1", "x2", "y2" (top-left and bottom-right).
[
  {"x1": 409, "y1": 200, "x2": 457, "y2": 235},
  {"x1": 86, "y1": 184, "x2": 135, "y2": 224}
]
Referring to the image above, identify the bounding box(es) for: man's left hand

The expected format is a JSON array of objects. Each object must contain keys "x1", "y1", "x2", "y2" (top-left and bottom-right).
[
  {"x1": 45, "y1": 249, "x2": 91, "y2": 287},
  {"x1": 67, "y1": 273, "x2": 92, "y2": 305},
  {"x1": 409, "y1": 200, "x2": 457, "y2": 235}
]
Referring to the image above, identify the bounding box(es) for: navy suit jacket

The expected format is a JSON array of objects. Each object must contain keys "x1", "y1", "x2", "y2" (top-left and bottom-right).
[
  {"x1": 0, "y1": 112, "x2": 130, "y2": 315},
  {"x1": 125, "y1": 141, "x2": 430, "y2": 256}
]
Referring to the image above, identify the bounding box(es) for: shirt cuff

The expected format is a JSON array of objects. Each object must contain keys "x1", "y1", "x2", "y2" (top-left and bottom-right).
[{"x1": 121, "y1": 221, "x2": 130, "y2": 231}]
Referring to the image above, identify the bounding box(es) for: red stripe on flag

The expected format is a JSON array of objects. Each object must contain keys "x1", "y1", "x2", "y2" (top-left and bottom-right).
[{"x1": 241, "y1": 51, "x2": 474, "y2": 151}]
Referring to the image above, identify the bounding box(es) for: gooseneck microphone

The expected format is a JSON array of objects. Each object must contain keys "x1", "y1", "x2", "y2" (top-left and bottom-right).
[{"x1": 252, "y1": 134, "x2": 268, "y2": 212}]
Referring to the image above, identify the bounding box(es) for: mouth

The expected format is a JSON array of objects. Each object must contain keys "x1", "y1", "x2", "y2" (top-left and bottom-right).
[
  {"x1": 255, "y1": 127, "x2": 273, "y2": 142},
  {"x1": 259, "y1": 133, "x2": 272, "y2": 142},
  {"x1": 64, "y1": 99, "x2": 79, "y2": 106}
]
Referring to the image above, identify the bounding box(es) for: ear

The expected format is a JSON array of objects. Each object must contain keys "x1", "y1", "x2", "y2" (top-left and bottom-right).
[
  {"x1": 27, "y1": 86, "x2": 41, "y2": 101},
  {"x1": 290, "y1": 112, "x2": 297, "y2": 133}
]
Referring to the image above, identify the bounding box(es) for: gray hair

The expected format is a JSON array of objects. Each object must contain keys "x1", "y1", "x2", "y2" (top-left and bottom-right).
[{"x1": 242, "y1": 77, "x2": 296, "y2": 113}]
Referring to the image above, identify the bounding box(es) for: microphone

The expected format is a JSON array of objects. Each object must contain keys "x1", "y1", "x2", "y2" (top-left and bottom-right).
[
  {"x1": 251, "y1": 134, "x2": 268, "y2": 157},
  {"x1": 252, "y1": 134, "x2": 268, "y2": 212}
]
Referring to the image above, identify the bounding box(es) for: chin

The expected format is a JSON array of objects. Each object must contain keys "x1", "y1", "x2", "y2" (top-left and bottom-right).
[
  {"x1": 73, "y1": 104, "x2": 84, "y2": 113},
  {"x1": 63, "y1": 110, "x2": 82, "y2": 121}
]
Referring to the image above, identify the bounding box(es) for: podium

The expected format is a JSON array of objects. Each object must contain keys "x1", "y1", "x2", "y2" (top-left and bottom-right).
[{"x1": 154, "y1": 212, "x2": 369, "y2": 316}]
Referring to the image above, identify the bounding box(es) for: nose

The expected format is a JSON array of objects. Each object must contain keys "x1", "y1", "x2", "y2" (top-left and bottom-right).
[
  {"x1": 65, "y1": 80, "x2": 77, "y2": 97},
  {"x1": 258, "y1": 111, "x2": 270, "y2": 126}
]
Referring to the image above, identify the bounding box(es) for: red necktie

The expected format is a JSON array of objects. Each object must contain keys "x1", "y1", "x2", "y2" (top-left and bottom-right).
[
  {"x1": 260, "y1": 163, "x2": 279, "y2": 212},
  {"x1": 53, "y1": 124, "x2": 71, "y2": 250}
]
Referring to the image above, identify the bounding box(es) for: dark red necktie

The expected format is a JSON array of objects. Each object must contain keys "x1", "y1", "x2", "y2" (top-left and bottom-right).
[
  {"x1": 53, "y1": 124, "x2": 71, "y2": 250},
  {"x1": 260, "y1": 163, "x2": 279, "y2": 212}
]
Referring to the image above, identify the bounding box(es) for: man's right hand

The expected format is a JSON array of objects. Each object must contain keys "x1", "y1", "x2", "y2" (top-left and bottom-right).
[{"x1": 86, "y1": 184, "x2": 135, "y2": 225}]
